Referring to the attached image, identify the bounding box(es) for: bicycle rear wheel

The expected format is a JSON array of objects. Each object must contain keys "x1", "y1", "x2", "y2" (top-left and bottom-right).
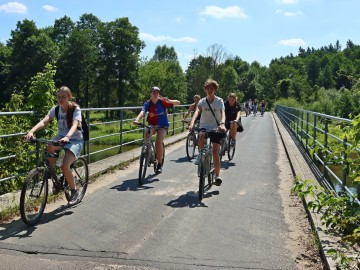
[
  {"x1": 227, "y1": 136, "x2": 236, "y2": 160},
  {"x1": 68, "y1": 157, "x2": 89, "y2": 202},
  {"x1": 20, "y1": 168, "x2": 48, "y2": 226},
  {"x1": 186, "y1": 133, "x2": 196, "y2": 160},
  {"x1": 198, "y1": 153, "x2": 206, "y2": 201},
  {"x1": 139, "y1": 145, "x2": 150, "y2": 185}
]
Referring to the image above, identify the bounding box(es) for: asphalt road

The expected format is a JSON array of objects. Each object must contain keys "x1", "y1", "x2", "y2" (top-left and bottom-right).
[{"x1": 0, "y1": 112, "x2": 297, "y2": 270}]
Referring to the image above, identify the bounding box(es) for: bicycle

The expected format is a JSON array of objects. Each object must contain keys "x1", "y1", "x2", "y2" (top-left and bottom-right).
[
  {"x1": 20, "y1": 138, "x2": 89, "y2": 226},
  {"x1": 197, "y1": 129, "x2": 223, "y2": 201},
  {"x1": 220, "y1": 122, "x2": 236, "y2": 161},
  {"x1": 137, "y1": 123, "x2": 165, "y2": 185},
  {"x1": 183, "y1": 120, "x2": 200, "y2": 161}
]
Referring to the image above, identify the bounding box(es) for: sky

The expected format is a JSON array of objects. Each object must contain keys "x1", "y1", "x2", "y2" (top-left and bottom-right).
[{"x1": 0, "y1": 0, "x2": 359, "y2": 70}]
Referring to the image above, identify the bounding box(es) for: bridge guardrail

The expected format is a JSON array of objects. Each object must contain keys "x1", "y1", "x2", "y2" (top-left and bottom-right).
[
  {"x1": 275, "y1": 105, "x2": 360, "y2": 204},
  {"x1": 0, "y1": 104, "x2": 190, "y2": 197}
]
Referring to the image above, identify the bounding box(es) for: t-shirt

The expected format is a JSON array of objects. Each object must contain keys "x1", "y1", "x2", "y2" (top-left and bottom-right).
[
  {"x1": 225, "y1": 100, "x2": 241, "y2": 121},
  {"x1": 142, "y1": 99, "x2": 173, "y2": 127},
  {"x1": 197, "y1": 96, "x2": 224, "y2": 130},
  {"x1": 48, "y1": 106, "x2": 83, "y2": 140}
]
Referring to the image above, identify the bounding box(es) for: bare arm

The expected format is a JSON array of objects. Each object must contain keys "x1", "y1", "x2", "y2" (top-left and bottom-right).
[
  {"x1": 189, "y1": 107, "x2": 200, "y2": 130},
  {"x1": 25, "y1": 115, "x2": 52, "y2": 140},
  {"x1": 133, "y1": 111, "x2": 145, "y2": 125}
]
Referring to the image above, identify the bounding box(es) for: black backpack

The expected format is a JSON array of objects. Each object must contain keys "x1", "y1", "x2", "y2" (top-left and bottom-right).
[{"x1": 55, "y1": 105, "x2": 89, "y2": 141}]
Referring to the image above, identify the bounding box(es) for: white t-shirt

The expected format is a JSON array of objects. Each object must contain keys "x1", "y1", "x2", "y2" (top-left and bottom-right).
[
  {"x1": 197, "y1": 96, "x2": 224, "y2": 130},
  {"x1": 48, "y1": 106, "x2": 83, "y2": 140}
]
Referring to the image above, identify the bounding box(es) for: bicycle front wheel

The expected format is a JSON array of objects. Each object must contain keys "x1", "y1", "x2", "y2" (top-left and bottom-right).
[
  {"x1": 20, "y1": 168, "x2": 48, "y2": 226},
  {"x1": 198, "y1": 153, "x2": 206, "y2": 201},
  {"x1": 186, "y1": 133, "x2": 196, "y2": 160},
  {"x1": 139, "y1": 145, "x2": 150, "y2": 185},
  {"x1": 70, "y1": 157, "x2": 89, "y2": 202}
]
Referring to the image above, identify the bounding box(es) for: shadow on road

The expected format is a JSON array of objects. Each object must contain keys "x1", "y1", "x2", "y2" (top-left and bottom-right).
[
  {"x1": 171, "y1": 156, "x2": 192, "y2": 163},
  {"x1": 0, "y1": 204, "x2": 74, "y2": 240},
  {"x1": 221, "y1": 160, "x2": 236, "y2": 170},
  {"x1": 110, "y1": 175, "x2": 159, "y2": 191},
  {"x1": 166, "y1": 189, "x2": 219, "y2": 208}
]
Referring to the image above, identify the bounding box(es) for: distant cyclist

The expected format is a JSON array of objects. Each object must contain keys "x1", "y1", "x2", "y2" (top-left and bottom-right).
[
  {"x1": 260, "y1": 100, "x2": 266, "y2": 116},
  {"x1": 182, "y1": 94, "x2": 201, "y2": 122},
  {"x1": 24, "y1": 86, "x2": 83, "y2": 205},
  {"x1": 224, "y1": 93, "x2": 242, "y2": 146},
  {"x1": 189, "y1": 79, "x2": 226, "y2": 186},
  {"x1": 133, "y1": 86, "x2": 180, "y2": 174}
]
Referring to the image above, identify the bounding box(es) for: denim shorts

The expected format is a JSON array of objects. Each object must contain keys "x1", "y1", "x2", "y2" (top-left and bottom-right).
[{"x1": 52, "y1": 135, "x2": 83, "y2": 159}]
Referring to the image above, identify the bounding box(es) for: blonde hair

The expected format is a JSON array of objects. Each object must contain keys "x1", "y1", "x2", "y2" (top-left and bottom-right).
[
  {"x1": 193, "y1": 94, "x2": 200, "y2": 99},
  {"x1": 204, "y1": 79, "x2": 219, "y2": 90}
]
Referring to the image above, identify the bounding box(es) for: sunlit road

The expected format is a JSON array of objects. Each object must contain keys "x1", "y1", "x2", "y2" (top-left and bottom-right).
[{"x1": 0, "y1": 112, "x2": 297, "y2": 270}]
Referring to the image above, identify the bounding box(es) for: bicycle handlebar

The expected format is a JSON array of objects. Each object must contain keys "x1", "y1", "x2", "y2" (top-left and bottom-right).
[
  {"x1": 26, "y1": 138, "x2": 69, "y2": 146},
  {"x1": 136, "y1": 123, "x2": 162, "y2": 130}
]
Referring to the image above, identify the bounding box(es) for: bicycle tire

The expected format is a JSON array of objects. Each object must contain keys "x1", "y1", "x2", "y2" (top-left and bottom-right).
[
  {"x1": 207, "y1": 152, "x2": 214, "y2": 187},
  {"x1": 20, "y1": 167, "x2": 48, "y2": 226},
  {"x1": 227, "y1": 136, "x2": 236, "y2": 161},
  {"x1": 198, "y1": 153, "x2": 206, "y2": 201},
  {"x1": 70, "y1": 157, "x2": 89, "y2": 202},
  {"x1": 186, "y1": 133, "x2": 196, "y2": 160},
  {"x1": 138, "y1": 145, "x2": 149, "y2": 185}
]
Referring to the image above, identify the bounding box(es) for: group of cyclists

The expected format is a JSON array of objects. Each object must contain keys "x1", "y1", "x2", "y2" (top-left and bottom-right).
[
  {"x1": 24, "y1": 80, "x2": 261, "y2": 205},
  {"x1": 244, "y1": 99, "x2": 266, "y2": 116}
]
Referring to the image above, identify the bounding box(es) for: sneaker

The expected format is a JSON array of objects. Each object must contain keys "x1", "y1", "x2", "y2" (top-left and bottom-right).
[
  {"x1": 194, "y1": 155, "x2": 201, "y2": 165},
  {"x1": 69, "y1": 189, "x2": 79, "y2": 205},
  {"x1": 155, "y1": 163, "x2": 162, "y2": 174},
  {"x1": 230, "y1": 139, "x2": 236, "y2": 146},
  {"x1": 214, "y1": 176, "x2": 222, "y2": 186}
]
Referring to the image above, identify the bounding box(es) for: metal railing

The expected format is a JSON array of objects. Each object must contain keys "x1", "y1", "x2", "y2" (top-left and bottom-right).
[
  {"x1": 276, "y1": 105, "x2": 360, "y2": 204},
  {"x1": 0, "y1": 104, "x2": 190, "y2": 191}
]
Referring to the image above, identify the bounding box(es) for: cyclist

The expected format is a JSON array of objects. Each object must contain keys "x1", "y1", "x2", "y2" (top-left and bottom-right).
[
  {"x1": 224, "y1": 93, "x2": 242, "y2": 146},
  {"x1": 24, "y1": 86, "x2": 84, "y2": 205},
  {"x1": 133, "y1": 86, "x2": 180, "y2": 174},
  {"x1": 260, "y1": 100, "x2": 266, "y2": 116},
  {"x1": 189, "y1": 79, "x2": 226, "y2": 186},
  {"x1": 182, "y1": 94, "x2": 201, "y2": 122}
]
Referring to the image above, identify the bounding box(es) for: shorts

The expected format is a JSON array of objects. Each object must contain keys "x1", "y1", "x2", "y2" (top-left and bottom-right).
[
  {"x1": 200, "y1": 129, "x2": 226, "y2": 145},
  {"x1": 51, "y1": 135, "x2": 83, "y2": 159},
  {"x1": 225, "y1": 120, "x2": 239, "y2": 130}
]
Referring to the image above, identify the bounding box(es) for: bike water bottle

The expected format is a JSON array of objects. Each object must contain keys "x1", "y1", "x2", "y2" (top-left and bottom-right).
[{"x1": 56, "y1": 149, "x2": 65, "y2": 167}]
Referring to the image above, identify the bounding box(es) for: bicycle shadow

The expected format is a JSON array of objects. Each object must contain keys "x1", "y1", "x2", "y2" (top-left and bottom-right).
[
  {"x1": 0, "y1": 204, "x2": 74, "y2": 240},
  {"x1": 221, "y1": 160, "x2": 236, "y2": 170},
  {"x1": 165, "y1": 189, "x2": 220, "y2": 208},
  {"x1": 110, "y1": 175, "x2": 159, "y2": 191},
  {"x1": 171, "y1": 156, "x2": 193, "y2": 163}
]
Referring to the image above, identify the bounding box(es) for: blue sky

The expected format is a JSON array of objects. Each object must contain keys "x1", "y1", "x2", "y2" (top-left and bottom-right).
[{"x1": 0, "y1": 0, "x2": 359, "y2": 70}]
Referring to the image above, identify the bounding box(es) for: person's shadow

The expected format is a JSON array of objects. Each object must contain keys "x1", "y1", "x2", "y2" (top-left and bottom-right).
[
  {"x1": 110, "y1": 175, "x2": 159, "y2": 191},
  {"x1": 166, "y1": 189, "x2": 219, "y2": 208}
]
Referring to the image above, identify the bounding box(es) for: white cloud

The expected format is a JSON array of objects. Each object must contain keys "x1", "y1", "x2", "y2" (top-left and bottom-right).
[
  {"x1": 42, "y1": 5, "x2": 58, "y2": 12},
  {"x1": 139, "y1": 33, "x2": 198, "y2": 43},
  {"x1": 200, "y1": 6, "x2": 248, "y2": 19},
  {"x1": 279, "y1": 38, "x2": 306, "y2": 46},
  {"x1": 276, "y1": 0, "x2": 299, "y2": 4},
  {"x1": 0, "y1": 2, "x2": 27, "y2": 13},
  {"x1": 276, "y1": 9, "x2": 303, "y2": 16}
]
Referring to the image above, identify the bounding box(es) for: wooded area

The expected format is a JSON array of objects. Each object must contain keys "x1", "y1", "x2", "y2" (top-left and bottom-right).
[{"x1": 0, "y1": 13, "x2": 359, "y2": 117}]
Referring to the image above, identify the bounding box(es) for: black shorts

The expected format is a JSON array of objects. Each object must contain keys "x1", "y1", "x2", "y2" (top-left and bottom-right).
[
  {"x1": 225, "y1": 120, "x2": 238, "y2": 130},
  {"x1": 201, "y1": 129, "x2": 226, "y2": 145}
]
